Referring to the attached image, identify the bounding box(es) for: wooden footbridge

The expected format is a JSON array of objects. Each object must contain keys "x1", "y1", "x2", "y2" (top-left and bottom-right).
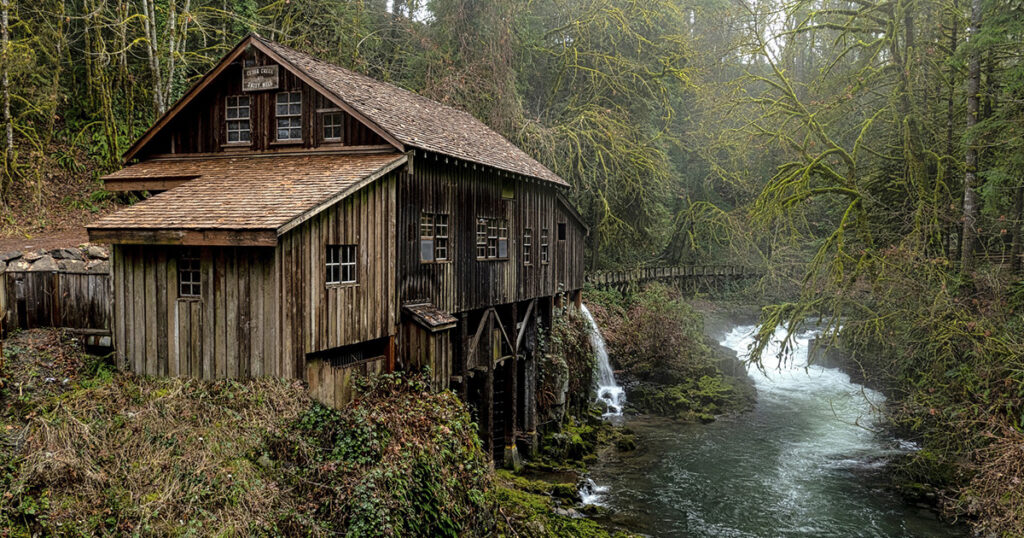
[{"x1": 585, "y1": 264, "x2": 761, "y2": 292}]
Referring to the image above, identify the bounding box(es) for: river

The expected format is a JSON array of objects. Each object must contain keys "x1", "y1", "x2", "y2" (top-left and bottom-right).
[{"x1": 587, "y1": 324, "x2": 966, "y2": 537}]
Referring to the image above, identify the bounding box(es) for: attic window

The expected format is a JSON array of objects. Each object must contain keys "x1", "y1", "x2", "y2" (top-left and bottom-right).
[
  {"x1": 558, "y1": 222, "x2": 567, "y2": 241},
  {"x1": 323, "y1": 111, "x2": 343, "y2": 142},
  {"x1": 276, "y1": 91, "x2": 302, "y2": 141},
  {"x1": 226, "y1": 95, "x2": 251, "y2": 143}
]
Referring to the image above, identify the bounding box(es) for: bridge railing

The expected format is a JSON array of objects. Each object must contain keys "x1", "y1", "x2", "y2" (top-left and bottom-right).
[{"x1": 584, "y1": 265, "x2": 761, "y2": 288}]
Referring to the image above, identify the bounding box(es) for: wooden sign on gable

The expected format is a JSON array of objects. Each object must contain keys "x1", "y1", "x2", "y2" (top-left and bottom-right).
[{"x1": 242, "y1": 65, "x2": 279, "y2": 91}]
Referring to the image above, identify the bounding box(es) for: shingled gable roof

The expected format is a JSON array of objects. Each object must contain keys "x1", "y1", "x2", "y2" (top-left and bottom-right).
[
  {"x1": 122, "y1": 35, "x2": 567, "y2": 187},
  {"x1": 87, "y1": 153, "x2": 406, "y2": 246}
]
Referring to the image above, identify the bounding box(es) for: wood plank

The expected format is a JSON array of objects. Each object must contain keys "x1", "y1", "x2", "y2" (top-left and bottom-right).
[
  {"x1": 146, "y1": 257, "x2": 158, "y2": 376},
  {"x1": 202, "y1": 248, "x2": 215, "y2": 379},
  {"x1": 156, "y1": 250, "x2": 168, "y2": 376}
]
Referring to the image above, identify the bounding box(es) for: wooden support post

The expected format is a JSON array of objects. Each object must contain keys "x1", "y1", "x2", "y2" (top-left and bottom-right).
[
  {"x1": 385, "y1": 334, "x2": 395, "y2": 373},
  {"x1": 459, "y1": 312, "x2": 469, "y2": 401},
  {"x1": 509, "y1": 303, "x2": 519, "y2": 451},
  {"x1": 484, "y1": 311, "x2": 495, "y2": 457}
]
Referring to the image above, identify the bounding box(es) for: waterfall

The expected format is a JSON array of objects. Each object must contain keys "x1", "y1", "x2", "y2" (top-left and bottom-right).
[{"x1": 581, "y1": 304, "x2": 625, "y2": 417}]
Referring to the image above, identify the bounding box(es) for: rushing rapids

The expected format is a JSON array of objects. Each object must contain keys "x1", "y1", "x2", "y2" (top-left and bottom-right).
[
  {"x1": 585, "y1": 323, "x2": 965, "y2": 537},
  {"x1": 581, "y1": 304, "x2": 625, "y2": 417}
]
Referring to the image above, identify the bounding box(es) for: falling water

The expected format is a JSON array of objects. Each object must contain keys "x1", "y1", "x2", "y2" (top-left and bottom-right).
[{"x1": 581, "y1": 304, "x2": 625, "y2": 417}]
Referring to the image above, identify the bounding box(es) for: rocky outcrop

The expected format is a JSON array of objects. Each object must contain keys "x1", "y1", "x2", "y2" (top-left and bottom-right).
[{"x1": 0, "y1": 244, "x2": 111, "y2": 276}]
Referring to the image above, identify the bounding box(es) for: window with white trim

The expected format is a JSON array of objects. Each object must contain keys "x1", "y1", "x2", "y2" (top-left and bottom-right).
[
  {"x1": 540, "y1": 228, "x2": 549, "y2": 264},
  {"x1": 323, "y1": 111, "x2": 342, "y2": 141},
  {"x1": 476, "y1": 217, "x2": 509, "y2": 260},
  {"x1": 420, "y1": 212, "x2": 450, "y2": 262},
  {"x1": 276, "y1": 91, "x2": 302, "y2": 141},
  {"x1": 523, "y1": 228, "x2": 532, "y2": 265},
  {"x1": 226, "y1": 95, "x2": 251, "y2": 143},
  {"x1": 178, "y1": 249, "x2": 201, "y2": 297},
  {"x1": 326, "y1": 245, "x2": 357, "y2": 285}
]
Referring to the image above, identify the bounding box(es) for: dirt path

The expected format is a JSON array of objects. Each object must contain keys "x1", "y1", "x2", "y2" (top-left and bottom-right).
[{"x1": 0, "y1": 227, "x2": 91, "y2": 253}]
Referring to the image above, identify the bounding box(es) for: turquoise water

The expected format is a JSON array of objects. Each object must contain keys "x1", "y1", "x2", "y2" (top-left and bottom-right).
[{"x1": 587, "y1": 325, "x2": 966, "y2": 537}]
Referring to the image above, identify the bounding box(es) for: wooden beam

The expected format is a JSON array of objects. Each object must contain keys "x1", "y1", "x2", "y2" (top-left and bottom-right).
[
  {"x1": 468, "y1": 309, "x2": 492, "y2": 362},
  {"x1": 514, "y1": 299, "x2": 536, "y2": 352},
  {"x1": 87, "y1": 228, "x2": 277, "y2": 247}
]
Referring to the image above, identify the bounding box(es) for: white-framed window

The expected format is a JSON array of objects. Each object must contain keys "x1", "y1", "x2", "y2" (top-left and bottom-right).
[
  {"x1": 276, "y1": 91, "x2": 302, "y2": 141},
  {"x1": 326, "y1": 245, "x2": 357, "y2": 285},
  {"x1": 323, "y1": 111, "x2": 343, "y2": 141},
  {"x1": 178, "y1": 249, "x2": 201, "y2": 297},
  {"x1": 523, "y1": 228, "x2": 532, "y2": 265},
  {"x1": 540, "y1": 228, "x2": 549, "y2": 264},
  {"x1": 226, "y1": 95, "x2": 251, "y2": 143},
  {"x1": 476, "y1": 217, "x2": 509, "y2": 260},
  {"x1": 420, "y1": 213, "x2": 450, "y2": 262}
]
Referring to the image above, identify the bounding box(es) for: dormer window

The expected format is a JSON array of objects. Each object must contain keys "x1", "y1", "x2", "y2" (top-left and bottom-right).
[
  {"x1": 323, "y1": 110, "x2": 343, "y2": 142},
  {"x1": 276, "y1": 91, "x2": 302, "y2": 141},
  {"x1": 226, "y1": 96, "x2": 251, "y2": 143}
]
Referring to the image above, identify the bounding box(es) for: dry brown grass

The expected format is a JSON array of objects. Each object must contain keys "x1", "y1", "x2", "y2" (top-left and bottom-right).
[{"x1": 3, "y1": 361, "x2": 311, "y2": 536}]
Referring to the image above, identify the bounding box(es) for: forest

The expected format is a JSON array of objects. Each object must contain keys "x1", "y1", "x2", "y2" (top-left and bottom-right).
[{"x1": 0, "y1": 0, "x2": 1023, "y2": 534}]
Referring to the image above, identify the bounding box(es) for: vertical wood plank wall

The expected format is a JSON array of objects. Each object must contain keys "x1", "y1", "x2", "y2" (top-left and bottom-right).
[
  {"x1": 278, "y1": 174, "x2": 398, "y2": 382},
  {"x1": 112, "y1": 245, "x2": 278, "y2": 378},
  {"x1": 399, "y1": 322, "x2": 454, "y2": 391},
  {"x1": 397, "y1": 156, "x2": 586, "y2": 315}
]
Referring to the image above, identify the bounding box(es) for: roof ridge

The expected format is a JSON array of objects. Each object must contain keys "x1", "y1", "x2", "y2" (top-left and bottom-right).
[
  {"x1": 253, "y1": 36, "x2": 566, "y2": 186},
  {"x1": 254, "y1": 36, "x2": 478, "y2": 122}
]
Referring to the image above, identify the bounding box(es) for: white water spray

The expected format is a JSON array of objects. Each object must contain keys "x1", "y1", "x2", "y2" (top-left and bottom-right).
[{"x1": 581, "y1": 304, "x2": 625, "y2": 417}]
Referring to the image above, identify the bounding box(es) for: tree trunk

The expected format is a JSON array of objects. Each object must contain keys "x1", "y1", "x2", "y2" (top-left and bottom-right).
[
  {"x1": 1012, "y1": 184, "x2": 1023, "y2": 274},
  {"x1": 1, "y1": 0, "x2": 12, "y2": 205},
  {"x1": 945, "y1": 1, "x2": 958, "y2": 261},
  {"x1": 143, "y1": 0, "x2": 165, "y2": 115},
  {"x1": 960, "y1": 0, "x2": 982, "y2": 272}
]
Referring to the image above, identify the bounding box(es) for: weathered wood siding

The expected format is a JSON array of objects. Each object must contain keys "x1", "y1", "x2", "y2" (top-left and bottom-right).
[
  {"x1": 139, "y1": 48, "x2": 386, "y2": 159},
  {"x1": 398, "y1": 154, "x2": 586, "y2": 314},
  {"x1": 112, "y1": 245, "x2": 278, "y2": 378},
  {"x1": 306, "y1": 356, "x2": 387, "y2": 408},
  {"x1": 277, "y1": 174, "x2": 398, "y2": 381},
  {"x1": 400, "y1": 321, "x2": 454, "y2": 391},
  {"x1": 1, "y1": 271, "x2": 111, "y2": 334}
]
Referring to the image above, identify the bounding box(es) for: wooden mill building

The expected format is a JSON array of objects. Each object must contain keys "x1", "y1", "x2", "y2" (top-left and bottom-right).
[{"x1": 86, "y1": 35, "x2": 586, "y2": 461}]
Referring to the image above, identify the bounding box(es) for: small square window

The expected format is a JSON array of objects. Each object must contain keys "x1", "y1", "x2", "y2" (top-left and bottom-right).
[
  {"x1": 178, "y1": 249, "x2": 201, "y2": 297},
  {"x1": 326, "y1": 245, "x2": 357, "y2": 285},
  {"x1": 276, "y1": 91, "x2": 302, "y2": 141},
  {"x1": 323, "y1": 111, "x2": 343, "y2": 141}
]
